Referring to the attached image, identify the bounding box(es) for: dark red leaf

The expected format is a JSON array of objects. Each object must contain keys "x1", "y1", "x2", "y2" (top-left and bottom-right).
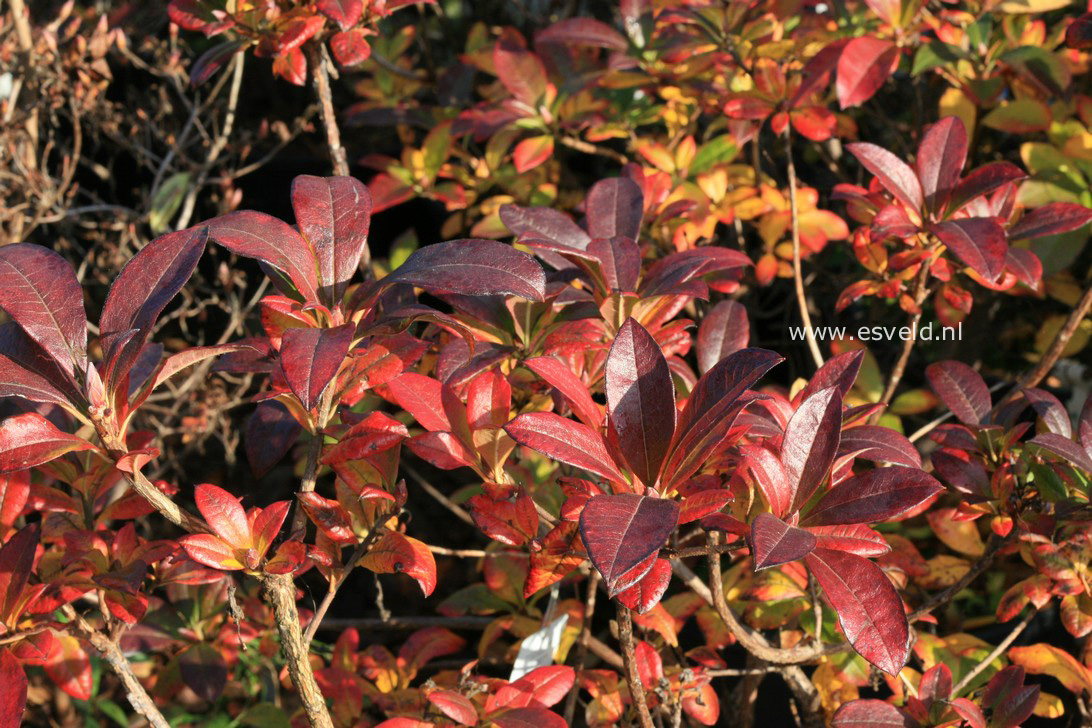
[
  {"x1": 1009, "y1": 202, "x2": 1092, "y2": 240},
  {"x1": 915, "y1": 116, "x2": 967, "y2": 213},
  {"x1": 1006, "y1": 248, "x2": 1042, "y2": 290},
  {"x1": 662, "y1": 348, "x2": 783, "y2": 488},
  {"x1": 615, "y1": 558, "x2": 671, "y2": 613},
  {"x1": 789, "y1": 38, "x2": 850, "y2": 108},
  {"x1": 387, "y1": 372, "x2": 451, "y2": 432},
  {"x1": 831, "y1": 699, "x2": 911, "y2": 727},
  {"x1": 178, "y1": 642, "x2": 228, "y2": 702},
  {"x1": 782, "y1": 386, "x2": 843, "y2": 513},
  {"x1": 846, "y1": 142, "x2": 923, "y2": 211},
  {"x1": 245, "y1": 401, "x2": 302, "y2": 478},
  {"x1": 925, "y1": 360, "x2": 991, "y2": 426},
  {"x1": 794, "y1": 350, "x2": 864, "y2": 406},
  {"x1": 1029, "y1": 432, "x2": 1092, "y2": 473},
  {"x1": 586, "y1": 177, "x2": 644, "y2": 241},
  {"x1": 945, "y1": 162, "x2": 1026, "y2": 215},
  {"x1": 919, "y1": 662, "x2": 952, "y2": 701},
  {"x1": 386, "y1": 239, "x2": 546, "y2": 302},
  {"x1": 330, "y1": 28, "x2": 373, "y2": 67},
  {"x1": 43, "y1": 635, "x2": 92, "y2": 701},
  {"x1": 207, "y1": 210, "x2": 320, "y2": 303},
  {"x1": 428, "y1": 690, "x2": 478, "y2": 726},
  {"x1": 750, "y1": 513, "x2": 816, "y2": 570},
  {"x1": 1067, "y1": 13, "x2": 1092, "y2": 49},
  {"x1": 579, "y1": 493, "x2": 679, "y2": 594},
  {"x1": 0, "y1": 648, "x2": 27, "y2": 728},
  {"x1": 696, "y1": 300, "x2": 749, "y2": 375},
  {"x1": 929, "y1": 218, "x2": 1007, "y2": 283},
  {"x1": 525, "y1": 356, "x2": 602, "y2": 428},
  {"x1": 279, "y1": 324, "x2": 355, "y2": 411},
  {"x1": 0, "y1": 524, "x2": 38, "y2": 623},
  {"x1": 0, "y1": 413, "x2": 95, "y2": 473},
  {"x1": 588, "y1": 236, "x2": 641, "y2": 293},
  {"x1": 1023, "y1": 387, "x2": 1071, "y2": 437},
  {"x1": 809, "y1": 524, "x2": 891, "y2": 556},
  {"x1": 316, "y1": 0, "x2": 362, "y2": 29},
  {"x1": 190, "y1": 40, "x2": 244, "y2": 86},
  {"x1": 0, "y1": 470, "x2": 29, "y2": 533},
  {"x1": 741, "y1": 444, "x2": 793, "y2": 518},
  {"x1": 291, "y1": 176, "x2": 372, "y2": 305},
  {"x1": 836, "y1": 36, "x2": 898, "y2": 108},
  {"x1": 677, "y1": 488, "x2": 733, "y2": 524},
  {"x1": 505, "y1": 412, "x2": 626, "y2": 484},
  {"x1": 499, "y1": 205, "x2": 591, "y2": 250},
  {"x1": 837, "y1": 426, "x2": 921, "y2": 468},
  {"x1": 805, "y1": 548, "x2": 910, "y2": 675},
  {"x1": 802, "y1": 466, "x2": 944, "y2": 526},
  {"x1": 0, "y1": 244, "x2": 87, "y2": 377},
  {"x1": 0, "y1": 352, "x2": 74, "y2": 410},
  {"x1": 536, "y1": 18, "x2": 628, "y2": 50},
  {"x1": 491, "y1": 707, "x2": 567, "y2": 728},
  {"x1": 606, "y1": 318, "x2": 676, "y2": 488},
  {"x1": 493, "y1": 28, "x2": 548, "y2": 106}
]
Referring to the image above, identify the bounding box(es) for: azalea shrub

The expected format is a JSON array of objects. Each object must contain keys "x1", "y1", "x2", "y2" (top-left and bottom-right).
[{"x1": 4, "y1": 1, "x2": 1092, "y2": 727}]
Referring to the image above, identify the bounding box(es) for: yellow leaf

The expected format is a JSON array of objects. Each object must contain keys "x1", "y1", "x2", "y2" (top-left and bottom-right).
[
  {"x1": 1034, "y1": 692, "x2": 1065, "y2": 718},
  {"x1": 998, "y1": 0, "x2": 1074, "y2": 12},
  {"x1": 1009, "y1": 643, "x2": 1092, "y2": 694}
]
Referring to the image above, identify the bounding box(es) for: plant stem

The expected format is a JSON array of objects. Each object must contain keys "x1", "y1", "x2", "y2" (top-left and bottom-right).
[
  {"x1": 785, "y1": 128, "x2": 824, "y2": 370},
  {"x1": 307, "y1": 42, "x2": 350, "y2": 177},
  {"x1": 302, "y1": 527, "x2": 382, "y2": 648},
  {"x1": 1018, "y1": 282, "x2": 1092, "y2": 389},
  {"x1": 909, "y1": 532, "x2": 1010, "y2": 621},
  {"x1": 288, "y1": 386, "x2": 334, "y2": 540},
  {"x1": 617, "y1": 604, "x2": 656, "y2": 728},
  {"x1": 951, "y1": 608, "x2": 1036, "y2": 696},
  {"x1": 263, "y1": 573, "x2": 335, "y2": 728},
  {"x1": 879, "y1": 251, "x2": 933, "y2": 407},
  {"x1": 564, "y1": 571, "x2": 600, "y2": 725}
]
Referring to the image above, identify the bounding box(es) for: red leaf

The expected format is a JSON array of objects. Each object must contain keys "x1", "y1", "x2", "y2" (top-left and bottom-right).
[
  {"x1": 836, "y1": 36, "x2": 898, "y2": 108},
  {"x1": 512, "y1": 135, "x2": 554, "y2": 173},
  {"x1": 1024, "y1": 387, "x2": 1071, "y2": 437},
  {"x1": 805, "y1": 547, "x2": 910, "y2": 675},
  {"x1": 615, "y1": 557, "x2": 671, "y2": 613},
  {"x1": 190, "y1": 40, "x2": 243, "y2": 86},
  {"x1": 0, "y1": 244, "x2": 88, "y2": 377},
  {"x1": 945, "y1": 162, "x2": 1026, "y2": 214},
  {"x1": 846, "y1": 142, "x2": 923, "y2": 212},
  {"x1": 491, "y1": 707, "x2": 567, "y2": 728},
  {"x1": 493, "y1": 28, "x2": 548, "y2": 106},
  {"x1": 360, "y1": 531, "x2": 437, "y2": 596},
  {"x1": 802, "y1": 466, "x2": 944, "y2": 526},
  {"x1": 406, "y1": 431, "x2": 477, "y2": 470},
  {"x1": 316, "y1": 0, "x2": 362, "y2": 29},
  {"x1": 291, "y1": 175, "x2": 372, "y2": 305},
  {"x1": 750, "y1": 513, "x2": 816, "y2": 570},
  {"x1": 794, "y1": 349, "x2": 864, "y2": 406},
  {"x1": 782, "y1": 386, "x2": 843, "y2": 513},
  {"x1": 525, "y1": 356, "x2": 601, "y2": 428},
  {"x1": 0, "y1": 524, "x2": 38, "y2": 623},
  {"x1": 587, "y1": 236, "x2": 641, "y2": 293},
  {"x1": 0, "y1": 470, "x2": 29, "y2": 532},
  {"x1": 925, "y1": 360, "x2": 991, "y2": 426},
  {"x1": 915, "y1": 116, "x2": 967, "y2": 213},
  {"x1": 606, "y1": 318, "x2": 676, "y2": 488},
  {"x1": 194, "y1": 483, "x2": 251, "y2": 549},
  {"x1": 696, "y1": 300, "x2": 749, "y2": 375},
  {"x1": 386, "y1": 239, "x2": 546, "y2": 302},
  {"x1": 578, "y1": 493, "x2": 679, "y2": 595},
  {"x1": 428, "y1": 690, "x2": 478, "y2": 725},
  {"x1": 929, "y1": 218, "x2": 1008, "y2": 283},
  {"x1": 330, "y1": 28, "x2": 373, "y2": 67},
  {"x1": 837, "y1": 425, "x2": 921, "y2": 468},
  {"x1": 489, "y1": 665, "x2": 575, "y2": 711},
  {"x1": 1029, "y1": 432, "x2": 1092, "y2": 473},
  {"x1": 279, "y1": 324, "x2": 355, "y2": 411},
  {"x1": 809, "y1": 524, "x2": 891, "y2": 556},
  {"x1": 0, "y1": 648, "x2": 27, "y2": 728},
  {"x1": 0, "y1": 413, "x2": 95, "y2": 473},
  {"x1": 178, "y1": 642, "x2": 228, "y2": 702},
  {"x1": 741, "y1": 444, "x2": 793, "y2": 518},
  {"x1": 43, "y1": 634, "x2": 92, "y2": 701},
  {"x1": 536, "y1": 18, "x2": 628, "y2": 50},
  {"x1": 789, "y1": 38, "x2": 850, "y2": 107},
  {"x1": 245, "y1": 401, "x2": 302, "y2": 478},
  {"x1": 207, "y1": 210, "x2": 320, "y2": 302},
  {"x1": 387, "y1": 373, "x2": 451, "y2": 432},
  {"x1": 0, "y1": 349, "x2": 74, "y2": 410},
  {"x1": 832, "y1": 699, "x2": 911, "y2": 727},
  {"x1": 505, "y1": 412, "x2": 626, "y2": 484},
  {"x1": 466, "y1": 487, "x2": 538, "y2": 546},
  {"x1": 177, "y1": 533, "x2": 243, "y2": 570},
  {"x1": 662, "y1": 348, "x2": 783, "y2": 488},
  {"x1": 586, "y1": 178, "x2": 644, "y2": 240},
  {"x1": 633, "y1": 640, "x2": 663, "y2": 688},
  {"x1": 322, "y1": 412, "x2": 407, "y2": 465},
  {"x1": 1009, "y1": 202, "x2": 1092, "y2": 240},
  {"x1": 299, "y1": 492, "x2": 356, "y2": 544},
  {"x1": 677, "y1": 488, "x2": 733, "y2": 524},
  {"x1": 500, "y1": 205, "x2": 590, "y2": 250}
]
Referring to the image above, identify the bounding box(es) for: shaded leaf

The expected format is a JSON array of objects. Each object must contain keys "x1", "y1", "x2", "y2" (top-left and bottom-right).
[
  {"x1": 207, "y1": 211, "x2": 320, "y2": 303},
  {"x1": 802, "y1": 466, "x2": 943, "y2": 526},
  {"x1": 387, "y1": 239, "x2": 546, "y2": 302},
  {"x1": 586, "y1": 177, "x2": 643, "y2": 240},
  {"x1": 925, "y1": 360, "x2": 991, "y2": 426},
  {"x1": 696, "y1": 300, "x2": 749, "y2": 375},
  {"x1": 279, "y1": 324, "x2": 355, "y2": 411},
  {"x1": 536, "y1": 18, "x2": 627, "y2": 50},
  {"x1": 616, "y1": 558, "x2": 672, "y2": 613},
  {"x1": 0, "y1": 648, "x2": 27, "y2": 728},
  {"x1": 1009, "y1": 202, "x2": 1092, "y2": 240},
  {"x1": 916, "y1": 116, "x2": 967, "y2": 212},
  {"x1": 750, "y1": 513, "x2": 816, "y2": 570},
  {"x1": 929, "y1": 218, "x2": 1008, "y2": 283},
  {"x1": 360, "y1": 532, "x2": 437, "y2": 596},
  {"x1": 505, "y1": 412, "x2": 626, "y2": 484},
  {"x1": 291, "y1": 175, "x2": 372, "y2": 305},
  {"x1": 782, "y1": 386, "x2": 843, "y2": 513},
  {"x1": 525, "y1": 356, "x2": 601, "y2": 427},
  {"x1": 578, "y1": 493, "x2": 679, "y2": 594}
]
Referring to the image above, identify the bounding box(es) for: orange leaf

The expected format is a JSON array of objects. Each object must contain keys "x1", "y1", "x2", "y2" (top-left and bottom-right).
[
  {"x1": 361, "y1": 531, "x2": 437, "y2": 596},
  {"x1": 1008, "y1": 644, "x2": 1092, "y2": 695}
]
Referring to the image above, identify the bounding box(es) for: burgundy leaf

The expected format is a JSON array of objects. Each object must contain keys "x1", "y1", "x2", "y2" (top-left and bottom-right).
[
  {"x1": 919, "y1": 663, "x2": 952, "y2": 702},
  {"x1": 1008, "y1": 202, "x2": 1092, "y2": 240},
  {"x1": 662, "y1": 348, "x2": 783, "y2": 488},
  {"x1": 315, "y1": 0, "x2": 362, "y2": 29},
  {"x1": 805, "y1": 547, "x2": 910, "y2": 675},
  {"x1": 245, "y1": 401, "x2": 303, "y2": 478},
  {"x1": 945, "y1": 162, "x2": 1026, "y2": 215},
  {"x1": 190, "y1": 41, "x2": 244, "y2": 86},
  {"x1": 837, "y1": 426, "x2": 921, "y2": 468},
  {"x1": 836, "y1": 36, "x2": 898, "y2": 108},
  {"x1": 99, "y1": 226, "x2": 208, "y2": 393},
  {"x1": 150, "y1": 344, "x2": 260, "y2": 391},
  {"x1": 915, "y1": 116, "x2": 967, "y2": 213},
  {"x1": 809, "y1": 524, "x2": 891, "y2": 556},
  {"x1": 586, "y1": 177, "x2": 644, "y2": 240},
  {"x1": 1029, "y1": 432, "x2": 1092, "y2": 473},
  {"x1": 0, "y1": 648, "x2": 27, "y2": 728},
  {"x1": 925, "y1": 360, "x2": 991, "y2": 426},
  {"x1": 278, "y1": 324, "x2": 355, "y2": 411},
  {"x1": 491, "y1": 707, "x2": 567, "y2": 728},
  {"x1": 846, "y1": 142, "x2": 923, "y2": 211},
  {"x1": 1080, "y1": 394, "x2": 1092, "y2": 455},
  {"x1": 615, "y1": 557, "x2": 671, "y2": 613},
  {"x1": 930, "y1": 450, "x2": 989, "y2": 498},
  {"x1": 832, "y1": 699, "x2": 912, "y2": 727},
  {"x1": 750, "y1": 513, "x2": 816, "y2": 570},
  {"x1": 794, "y1": 349, "x2": 864, "y2": 406},
  {"x1": 505, "y1": 412, "x2": 626, "y2": 484},
  {"x1": 0, "y1": 414, "x2": 95, "y2": 473},
  {"x1": 677, "y1": 488, "x2": 732, "y2": 524},
  {"x1": 929, "y1": 218, "x2": 1007, "y2": 283},
  {"x1": 387, "y1": 373, "x2": 451, "y2": 432},
  {"x1": 0, "y1": 524, "x2": 38, "y2": 622},
  {"x1": 0, "y1": 244, "x2": 87, "y2": 377},
  {"x1": 588, "y1": 236, "x2": 641, "y2": 293},
  {"x1": 578, "y1": 493, "x2": 679, "y2": 594},
  {"x1": 536, "y1": 18, "x2": 628, "y2": 50},
  {"x1": 525, "y1": 356, "x2": 602, "y2": 428},
  {"x1": 1006, "y1": 248, "x2": 1042, "y2": 290},
  {"x1": 639, "y1": 247, "x2": 752, "y2": 299},
  {"x1": 207, "y1": 211, "x2": 320, "y2": 303},
  {"x1": 741, "y1": 444, "x2": 793, "y2": 519},
  {"x1": 606, "y1": 318, "x2": 676, "y2": 488},
  {"x1": 291, "y1": 175, "x2": 372, "y2": 304},
  {"x1": 428, "y1": 690, "x2": 478, "y2": 726},
  {"x1": 788, "y1": 38, "x2": 850, "y2": 108},
  {"x1": 1023, "y1": 388, "x2": 1071, "y2": 438},
  {"x1": 802, "y1": 466, "x2": 944, "y2": 526},
  {"x1": 493, "y1": 28, "x2": 547, "y2": 106},
  {"x1": 0, "y1": 324, "x2": 81, "y2": 404},
  {"x1": 0, "y1": 353, "x2": 75, "y2": 410},
  {"x1": 696, "y1": 300, "x2": 749, "y2": 375},
  {"x1": 178, "y1": 643, "x2": 228, "y2": 703},
  {"x1": 499, "y1": 205, "x2": 591, "y2": 250},
  {"x1": 386, "y1": 239, "x2": 546, "y2": 302},
  {"x1": 782, "y1": 386, "x2": 843, "y2": 513}
]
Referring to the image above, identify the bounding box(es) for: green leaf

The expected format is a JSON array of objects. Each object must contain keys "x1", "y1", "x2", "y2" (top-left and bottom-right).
[
  {"x1": 239, "y1": 703, "x2": 292, "y2": 728},
  {"x1": 96, "y1": 699, "x2": 130, "y2": 728},
  {"x1": 911, "y1": 41, "x2": 965, "y2": 76},
  {"x1": 982, "y1": 99, "x2": 1052, "y2": 134},
  {"x1": 1029, "y1": 461, "x2": 1067, "y2": 501},
  {"x1": 689, "y1": 135, "x2": 738, "y2": 175},
  {"x1": 389, "y1": 229, "x2": 419, "y2": 270},
  {"x1": 150, "y1": 173, "x2": 192, "y2": 234}
]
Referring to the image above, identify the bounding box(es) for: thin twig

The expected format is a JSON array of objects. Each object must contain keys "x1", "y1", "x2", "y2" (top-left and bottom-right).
[
  {"x1": 303, "y1": 527, "x2": 383, "y2": 647},
  {"x1": 951, "y1": 608, "x2": 1036, "y2": 696},
  {"x1": 784, "y1": 129, "x2": 823, "y2": 369},
  {"x1": 909, "y1": 533, "x2": 1010, "y2": 621},
  {"x1": 557, "y1": 135, "x2": 630, "y2": 165},
  {"x1": 402, "y1": 461, "x2": 475, "y2": 525},
  {"x1": 878, "y1": 248, "x2": 934, "y2": 408},
  {"x1": 617, "y1": 604, "x2": 656, "y2": 728},
  {"x1": 306, "y1": 42, "x2": 350, "y2": 177},
  {"x1": 1018, "y1": 283, "x2": 1092, "y2": 389},
  {"x1": 564, "y1": 571, "x2": 600, "y2": 725}
]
